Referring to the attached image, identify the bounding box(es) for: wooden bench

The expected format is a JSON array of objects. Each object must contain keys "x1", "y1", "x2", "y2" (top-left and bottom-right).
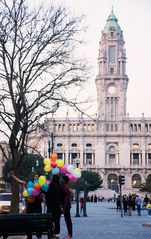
[{"x1": 0, "y1": 213, "x2": 52, "y2": 239}]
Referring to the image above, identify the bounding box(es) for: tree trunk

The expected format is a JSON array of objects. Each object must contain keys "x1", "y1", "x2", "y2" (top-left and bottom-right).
[{"x1": 10, "y1": 179, "x2": 20, "y2": 213}]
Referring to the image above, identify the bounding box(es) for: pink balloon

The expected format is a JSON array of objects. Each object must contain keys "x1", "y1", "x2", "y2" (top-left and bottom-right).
[
  {"x1": 66, "y1": 173, "x2": 78, "y2": 182},
  {"x1": 32, "y1": 189, "x2": 40, "y2": 196},
  {"x1": 70, "y1": 175, "x2": 78, "y2": 182},
  {"x1": 66, "y1": 173, "x2": 73, "y2": 180},
  {"x1": 51, "y1": 161, "x2": 57, "y2": 168},
  {"x1": 59, "y1": 166, "x2": 67, "y2": 173}
]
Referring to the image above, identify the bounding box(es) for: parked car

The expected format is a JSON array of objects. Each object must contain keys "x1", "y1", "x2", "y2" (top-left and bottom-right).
[{"x1": 0, "y1": 192, "x2": 26, "y2": 213}]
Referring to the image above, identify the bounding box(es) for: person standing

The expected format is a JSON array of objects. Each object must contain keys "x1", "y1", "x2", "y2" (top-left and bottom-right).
[
  {"x1": 146, "y1": 200, "x2": 151, "y2": 216},
  {"x1": 123, "y1": 195, "x2": 128, "y2": 216},
  {"x1": 127, "y1": 194, "x2": 133, "y2": 216},
  {"x1": 10, "y1": 171, "x2": 42, "y2": 239},
  {"x1": 61, "y1": 175, "x2": 73, "y2": 239},
  {"x1": 135, "y1": 195, "x2": 142, "y2": 216},
  {"x1": 45, "y1": 175, "x2": 64, "y2": 239},
  {"x1": 143, "y1": 195, "x2": 149, "y2": 209},
  {"x1": 79, "y1": 197, "x2": 84, "y2": 216}
]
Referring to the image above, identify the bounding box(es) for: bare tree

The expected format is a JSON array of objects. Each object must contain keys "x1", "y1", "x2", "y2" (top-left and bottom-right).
[{"x1": 0, "y1": 0, "x2": 88, "y2": 212}]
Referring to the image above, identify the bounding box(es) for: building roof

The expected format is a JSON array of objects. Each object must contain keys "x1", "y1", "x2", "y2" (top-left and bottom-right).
[{"x1": 103, "y1": 7, "x2": 122, "y2": 34}]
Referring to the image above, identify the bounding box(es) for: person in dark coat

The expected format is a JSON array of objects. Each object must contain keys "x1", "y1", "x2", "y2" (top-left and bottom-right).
[
  {"x1": 61, "y1": 175, "x2": 73, "y2": 239},
  {"x1": 45, "y1": 175, "x2": 64, "y2": 239}
]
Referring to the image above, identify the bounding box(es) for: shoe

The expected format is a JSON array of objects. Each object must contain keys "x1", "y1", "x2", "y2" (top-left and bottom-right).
[{"x1": 64, "y1": 236, "x2": 73, "y2": 239}]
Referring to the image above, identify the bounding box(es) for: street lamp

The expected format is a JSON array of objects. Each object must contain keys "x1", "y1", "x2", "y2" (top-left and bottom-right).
[
  {"x1": 48, "y1": 136, "x2": 51, "y2": 158},
  {"x1": 75, "y1": 157, "x2": 80, "y2": 217},
  {"x1": 48, "y1": 132, "x2": 54, "y2": 157}
]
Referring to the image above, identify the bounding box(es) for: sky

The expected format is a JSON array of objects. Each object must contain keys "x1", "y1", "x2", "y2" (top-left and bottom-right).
[{"x1": 33, "y1": 0, "x2": 151, "y2": 117}]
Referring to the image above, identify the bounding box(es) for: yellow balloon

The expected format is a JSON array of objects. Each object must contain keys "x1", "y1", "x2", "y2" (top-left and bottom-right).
[
  {"x1": 23, "y1": 190, "x2": 29, "y2": 197},
  {"x1": 44, "y1": 165, "x2": 52, "y2": 172},
  {"x1": 74, "y1": 168, "x2": 81, "y2": 173},
  {"x1": 38, "y1": 175, "x2": 46, "y2": 185},
  {"x1": 56, "y1": 160, "x2": 64, "y2": 168},
  {"x1": 44, "y1": 158, "x2": 50, "y2": 165}
]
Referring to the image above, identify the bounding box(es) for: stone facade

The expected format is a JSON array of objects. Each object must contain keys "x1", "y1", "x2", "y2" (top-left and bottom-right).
[{"x1": 27, "y1": 10, "x2": 151, "y2": 197}]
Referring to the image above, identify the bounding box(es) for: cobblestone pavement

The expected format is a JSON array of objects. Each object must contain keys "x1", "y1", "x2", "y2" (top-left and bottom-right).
[{"x1": 5, "y1": 201, "x2": 151, "y2": 239}]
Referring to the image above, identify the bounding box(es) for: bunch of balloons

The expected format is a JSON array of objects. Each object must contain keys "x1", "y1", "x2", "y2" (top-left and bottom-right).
[
  {"x1": 43, "y1": 153, "x2": 64, "y2": 175},
  {"x1": 22, "y1": 175, "x2": 50, "y2": 201},
  {"x1": 43, "y1": 153, "x2": 81, "y2": 182}
]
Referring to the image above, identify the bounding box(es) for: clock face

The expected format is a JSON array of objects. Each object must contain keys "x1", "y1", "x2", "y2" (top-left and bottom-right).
[{"x1": 108, "y1": 85, "x2": 116, "y2": 94}]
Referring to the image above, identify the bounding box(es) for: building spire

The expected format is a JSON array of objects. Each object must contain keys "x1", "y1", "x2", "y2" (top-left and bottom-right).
[{"x1": 111, "y1": 5, "x2": 114, "y2": 15}]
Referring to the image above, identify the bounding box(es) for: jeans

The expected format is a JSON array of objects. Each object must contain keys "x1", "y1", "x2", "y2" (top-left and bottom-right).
[{"x1": 136, "y1": 204, "x2": 141, "y2": 216}]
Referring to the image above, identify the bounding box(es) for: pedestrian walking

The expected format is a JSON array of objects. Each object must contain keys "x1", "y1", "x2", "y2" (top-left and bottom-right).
[
  {"x1": 10, "y1": 171, "x2": 43, "y2": 239},
  {"x1": 127, "y1": 194, "x2": 133, "y2": 216},
  {"x1": 146, "y1": 200, "x2": 151, "y2": 216},
  {"x1": 116, "y1": 195, "x2": 121, "y2": 212},
  {"x1": 143, "y1": 195, "x2": 149, "y2": 209},
  {"x1": 45, "y1": 175, "x2": 64, "y2": 239},
  {"x1": 79, "y1": 197, "x2": 85, "y2": 216},
  {"x1": 123, "y1": 195, "x2": 127, "y2": 215},
  {"x1": 135, "y1": 195, "x2": 142, "y2": 216},
  {"x1": 61, "y1": 175, "x2": 73, "y2": 239}
]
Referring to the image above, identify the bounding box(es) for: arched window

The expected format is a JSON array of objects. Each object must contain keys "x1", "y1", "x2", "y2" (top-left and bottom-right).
[
  {"x1": 132, "y1": 174, "x2": 141, "y2": 188},
  {"x1": 133, "y1": 143, "x2": 139, "y2": 149},
  {"x1": 71, "y1": 143, "x2": 77, "y2": 147},
  {"x1": 57, "y1": 143, "x2": 63, "y2": 147},
  {"x1": 86, "y1": 143, "x2": 92, "y2": 147},
  {"x1": 107, "y1": 173, "x2": 118, "y2": 189}
]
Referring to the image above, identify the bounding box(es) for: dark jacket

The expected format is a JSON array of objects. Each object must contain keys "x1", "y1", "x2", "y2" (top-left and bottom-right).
[{"x1": 45, "y1": 177, "x2": 64, "y2": 213}]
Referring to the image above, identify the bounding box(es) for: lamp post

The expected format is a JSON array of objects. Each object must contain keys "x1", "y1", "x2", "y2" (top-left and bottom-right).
[
  {"x1": 75, "y1": 157, "x2": 80, "y2": 217},
  {"x1": 82, "y1": 167, "x2": 88, "y2": 217},
  {"x1": 48, "y1": 132, "x2": 54, "y2": 157}
]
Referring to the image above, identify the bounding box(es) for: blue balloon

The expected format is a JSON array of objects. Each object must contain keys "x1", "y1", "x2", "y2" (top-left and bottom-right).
[
  {"x1": 34, "y1": 180, "x2": 38, "y2": 184},
  {"x1": 42, "y1": 183, "x2": 49, "y2": 192},
  {"x1": 27, "y1": 187, "x2": 33, "y2": 196},
  {"x1": 52, "y1": 167, "x2": 59, "y2": 175},
  {"x1": 27, "y1": 181, "x2": 34, "y2": 188}
]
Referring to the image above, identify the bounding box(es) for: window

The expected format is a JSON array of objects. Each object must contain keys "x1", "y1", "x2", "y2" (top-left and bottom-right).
[
  {"x1": 115, "y1": 124, "x2": 118, "y2": 132},
  {"x1": 132, "y1": 143, "x2": 139, "y2": 149},
  {"x1": 108, "y1": 46, "x2": 116, "y2": 63},
  {"x1": 57, "y1": 153, "x2": 63, "y2": 160},
  {"x1": 86, "y1": 153, "x2": 92, "y2": 164},
  {"x1": 132, "y1": 153, "x2": 139, "y2": 165},
  {"x1": 71, "y1": 153, "x2": 78, "y2": 164},
  {"x1": 108, "y1": 154, "x2": 116, "y2": 164},
  {"x1": 110, "y1": 67, "x2": 114, "y2": 74},
  {"x1": 132, "y1": 174, "x2": 141, "y2": 188},
  {"x1": 71, "y1": 143, "x2": 77, "y2": 147},
  {"x1": 86, "y1": 143, "x2": 92, "y2": 147},
  {"x1": 148, "y1": 153, "x2": 151, "y2": 164},
  {"x1": 106, "y1": 124, "x2": 109, "y2": 132},
  {"x1": 73, "y1": 124, "x2": 77, "y2": 131},
  {"x1": 57, "y1": 143, "x2": 63, "y2": 147},
  {"x1": 107, "y1": 174, "x2": 118, "y2": 189}
]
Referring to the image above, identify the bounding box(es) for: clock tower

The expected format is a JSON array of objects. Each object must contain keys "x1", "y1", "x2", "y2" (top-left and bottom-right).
[{"x1": 96, "y1": 8, "x2": 129, "y2": 120}]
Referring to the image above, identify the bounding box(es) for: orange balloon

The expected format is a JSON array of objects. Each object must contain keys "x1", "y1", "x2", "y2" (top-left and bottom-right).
[
  {"x1": 28, "y1": 196, "x2": 36, "y2": 203},
  {"x1": 34, "y1": 183, "x2": 41, "y2": 190},
  {"x1": 51, "y1": 153, "x2": 57, "y2": 162}
]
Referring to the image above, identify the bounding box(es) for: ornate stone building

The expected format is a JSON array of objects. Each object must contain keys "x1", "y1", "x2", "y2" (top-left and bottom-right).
[{"x1": 29, "y1": 9, "x2": 151, "y2": 197}]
